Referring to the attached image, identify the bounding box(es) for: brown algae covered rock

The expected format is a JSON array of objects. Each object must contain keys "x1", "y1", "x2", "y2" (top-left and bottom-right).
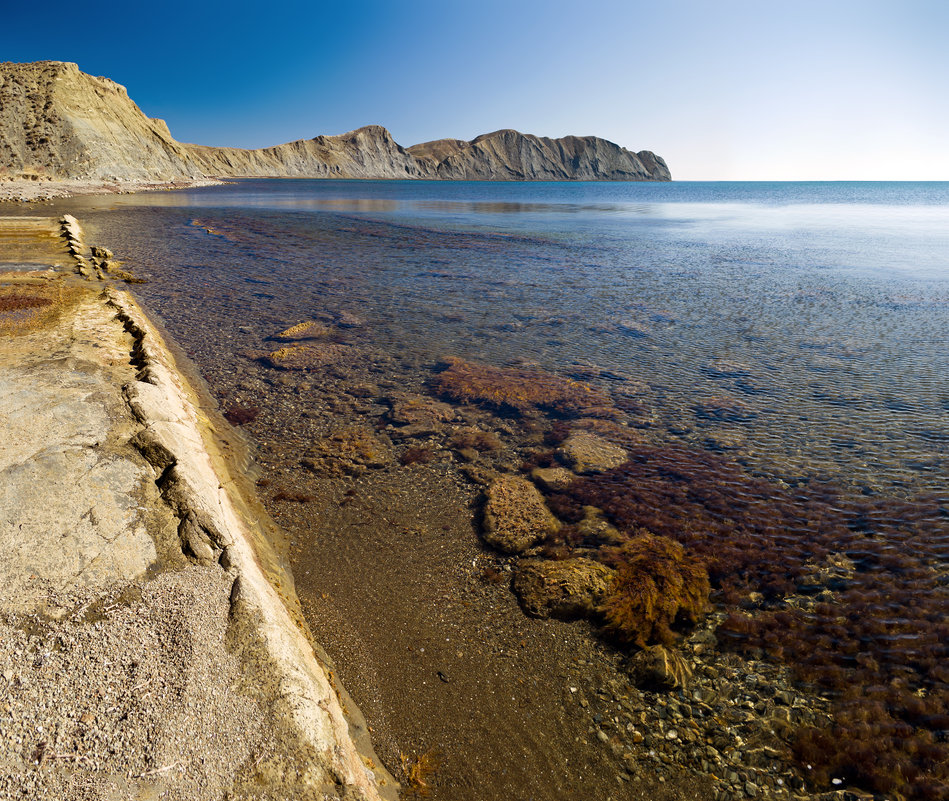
[
  {"x1": 576, "y1": 505, "x2": 625, "y2": 545},
  {"x1": 272, "y1": 320, "x2": 335, "y2": 341},
  {"x1": 301, "y1": 425, "x2": 392, "y2": 476},
  {"x1": 388, "y1": 394, "x2": 458, "y2": 427},
  {"x1": 513, "y1": 558, "x2": 615, "y2": 619},
  {"x1": 434, "y1": 357, "x2": 616, "y2": 418},
  {"x1": 559, "y1": 430, "x2": 628, "y2": 473},
  {"x1": 530, "y1": 466, "x2": 576, "y2": 492},
  {"x1": 262, "y1": 342, "x2": 354, "y2": 370},
  {"x1": 482, "y1": 474, "x2": 560, "y2": 553}
]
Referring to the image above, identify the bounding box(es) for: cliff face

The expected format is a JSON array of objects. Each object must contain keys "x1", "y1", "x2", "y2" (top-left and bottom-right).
[
  {"x1": 0, "y1": 61, "x2": 671, "y2": 182},
  {"x1": 408, "y1": 129, "x2": 671, "y2": 181},
  {"x1": 185, "y1": 125, "x2": 427, "y2": 179},
  {"x1": 0, "y1": 61, "x2": 197, "y2": 180}
]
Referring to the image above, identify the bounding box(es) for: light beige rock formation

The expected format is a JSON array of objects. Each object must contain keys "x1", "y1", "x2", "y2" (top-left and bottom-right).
[
  {"x1": 0, "y1": 218, "x2": 396, "y2": 799},
  {"x1": 0, "y1": 61, "x2": 197, "y2": 180},
  {"x1": 0, "y1": 60, "x2": 671, "y2": 183}
]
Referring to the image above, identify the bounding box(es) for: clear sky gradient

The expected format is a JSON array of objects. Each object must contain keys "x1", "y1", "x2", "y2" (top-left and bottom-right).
[{"x1": 3, "y1": 0, "x2": 946, "y2": 180}]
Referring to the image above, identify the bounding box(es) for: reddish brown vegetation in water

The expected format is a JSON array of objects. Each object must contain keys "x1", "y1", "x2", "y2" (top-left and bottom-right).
[
  {"x1": 599, "y1": 533, "x2": 709, "y2": 647},
  {"x1": 271, "y1": 491, "x2": 314, "y2": 504},
  {"x1": 400, "y1": 750, "x2": 440, "y2": 798},
  {"x1": 449, "y1": 428, "x2": 502, "y2": 452},
  {"x1": 223, "y1": 404, "x2": 259, "y2": 426},
  {"x1": 433, "y1": 357, "x2": 616, "y2": 418},
  {"x1": 0, "y1": 294, "x2": 52, "y2": 312},
  {"x1": 399, "y1": 446, "x2": 434, "y2": 466},
  {"x1": 542, "y1": 443, "x2": 948, "y2": 799}
]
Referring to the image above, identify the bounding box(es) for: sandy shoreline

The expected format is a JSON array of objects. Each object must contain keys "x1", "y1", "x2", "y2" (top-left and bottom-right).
[{"x1": 0, "y1": 178, "x2": 223, "y2": 203}]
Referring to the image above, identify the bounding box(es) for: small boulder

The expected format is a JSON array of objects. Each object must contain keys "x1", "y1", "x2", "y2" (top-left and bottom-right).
[
  {"x1": 513, "y1": 558, "x2": 615, "y2": 619},
  {"x1": 273, "y1": 321, "x2": 334, "y2": 341},
  {"x1": 530, "y1": 466, "x2": 576, "y2": 492},
  {"x1": 559, "y1": 431, "x2": 628, "y2": 473},
  {"x1": 627, "y1": 645, "x2": 692, "y2": 691},
  {"x1": 482, "y1": 474, "x2": 559, "y2": 554},
  {"x1": 576, "y1": 506, "x2": 625, "y2": 545},
  {"x1": 262, "y1": 343, "x2": 353, "y2": 370},
  {"x1": 388, "y1": 394, "x2": 457, "y2": 428},
  {"x1": 336, "y1": 311, "x2": 365, "y2": 328}
]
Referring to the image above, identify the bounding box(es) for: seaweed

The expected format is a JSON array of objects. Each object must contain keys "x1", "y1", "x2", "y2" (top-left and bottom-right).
[
  {"x1": 433, "y1": 357, "x2": 616, "y2": 418},
  {"x1": 0, "y1": 294, "x2": 52, "y2": 312},
  {"x1": 271, "y1": 491, "x2": 314, "y2": 504},
  {"x1": 399, "y1": 750, "x2": 440, "y2": 798},
  {"x1": 542, "y1": 442, "x2": 948, "y2": 799},
  {"x1": 449, "y1": 428, "x2": 502, "y2": 452},
  {"x1": 599, "y1": 532, "x2": 709, "y2": 647},
  {"x1": 400, "y1": 446, "x2": 434, "y2": 466},
  {"x1": 224, "y1": 404, "x2": 259, "y2": 426}
]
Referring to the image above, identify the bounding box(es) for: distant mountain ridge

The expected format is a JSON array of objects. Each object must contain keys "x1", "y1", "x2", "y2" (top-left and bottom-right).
[{"x1": 0, "y1": 61, "x2": 670, "y2": 182}]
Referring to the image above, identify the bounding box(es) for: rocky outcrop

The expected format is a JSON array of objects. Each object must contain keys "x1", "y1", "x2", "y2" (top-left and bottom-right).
[
  {"x1": 408, "y1": 129, "x2": 671, "y2": 181},
  {"x1": 185, "y1": 125, "x2": 427, "y2": 179},
  {"x1": 0, "y1": 61, "x2": 671, "y2": 182},
  {"x1": 0, "y1": 61, "x2": 198, "y2": 181}
]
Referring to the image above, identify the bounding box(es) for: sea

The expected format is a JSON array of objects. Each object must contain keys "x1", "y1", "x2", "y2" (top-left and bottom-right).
[{"x1": 55, "y1": 179, "x2": 948, "y2": 799}]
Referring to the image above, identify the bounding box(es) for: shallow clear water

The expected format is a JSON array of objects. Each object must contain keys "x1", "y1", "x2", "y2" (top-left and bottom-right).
[
  {"x1": 65, "y1": 180, "x2": 949, "y2": 496},
  {"x1": 48, "y1": 179, "x2": 949, "y2": 797}
]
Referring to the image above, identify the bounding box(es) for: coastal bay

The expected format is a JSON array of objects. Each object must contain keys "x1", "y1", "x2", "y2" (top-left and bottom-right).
[{"x1": 26, "y1": 178, "x2": 946, "y2": 800}]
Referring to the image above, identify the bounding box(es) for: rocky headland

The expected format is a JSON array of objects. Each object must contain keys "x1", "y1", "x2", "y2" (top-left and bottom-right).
[{"x1": 0, "y1": 61, "x2": 670, "y2": 192}]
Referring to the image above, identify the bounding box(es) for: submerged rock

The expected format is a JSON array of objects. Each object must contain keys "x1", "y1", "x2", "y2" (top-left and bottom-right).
[
  {"x1": 273, "y1": 321, "x2": 334, "y2": 341},
  {"x1": 530, "y1": 466, "x2": 576, "y2": 492},
  {"x1": 559, "y1": 430, "x2": 628, "y2": 474},
  {"x1": 513, "y1": 558, "x2": 615, "y2": 619},
  {"x1": 388, "y1": 394, "x2": 457, "y2": 428},
  {"x1": 262, "y1": 342, "x2": 354, "y2": 370},
  {"x1": 576, "y1": 506, "x2": 625, "y2": 545},
  {"x1": 482, "y1": 474, "x2": 560, "y2": 554},
  {"x1": 693, "y1": 394, "x2": 756, "y2": 422},
  {"x1": 302, "y1": 425, "x2": 391, "y2": 476},
  {"x1": 626, "y1": 645, "x2": 693, "y2": 691},
  {"x1": 434, "y1": 357, "x2": 616, "y2": 418}
]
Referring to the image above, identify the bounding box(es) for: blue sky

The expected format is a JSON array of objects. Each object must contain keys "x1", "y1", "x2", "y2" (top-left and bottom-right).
[{"x1": 3, "y1": 0, "x2": 947, "y2": 179}]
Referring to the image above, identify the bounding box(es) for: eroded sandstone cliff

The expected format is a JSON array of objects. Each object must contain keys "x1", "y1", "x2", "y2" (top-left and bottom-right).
[
  {"x1": 0, "y1": 61, "x2": 670, "y2": 182},
  {"x1": 0, "y1": 61, "x2": 196, "y2": 180}
]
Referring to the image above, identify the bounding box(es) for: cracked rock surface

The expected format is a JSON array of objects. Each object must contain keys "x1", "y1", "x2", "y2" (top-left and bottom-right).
[
  {"x1": 0, "y1": 290, "x2": 176, "y2": 612},
  {"x1": 0, "y1": 230, "x2": 395, "y2": 801}
]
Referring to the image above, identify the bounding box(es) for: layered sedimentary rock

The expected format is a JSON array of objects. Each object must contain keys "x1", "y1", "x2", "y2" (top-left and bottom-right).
[
  {"x1": 0, "y1": 60, "x2": 197, "y2": 181},
  {"x1": 407, "y1": 129, "x2": 671, "y2": 181},
  {"x1": 0, "y1": 61, "x2": 670, "y2": 182},
  {"x1": 185, "y1": 125, "x2": 427, "y2": 179}
]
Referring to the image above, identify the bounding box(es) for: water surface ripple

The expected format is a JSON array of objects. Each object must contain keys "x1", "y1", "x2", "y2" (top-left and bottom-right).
[{"x1": 54, "y1": 179, "x2": 948, "y2": 799}]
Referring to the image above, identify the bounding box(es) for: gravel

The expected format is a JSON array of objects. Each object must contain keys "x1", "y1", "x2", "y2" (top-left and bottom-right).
[{"x1": 0, "y1": 566, "x2": 269, "y2": 800}]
